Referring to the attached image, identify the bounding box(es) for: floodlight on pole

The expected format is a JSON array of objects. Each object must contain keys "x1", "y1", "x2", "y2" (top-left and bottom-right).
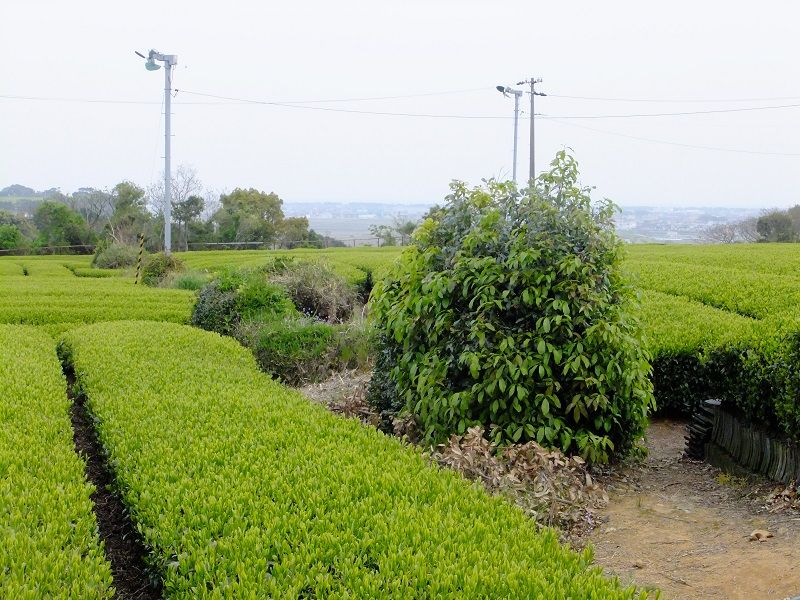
[
  {"x1": 496, "y1": 85, "x2": 523, "y2": 184},
  {"x1": 136, "y1": 48, "x2": 177, "y2": 255}
]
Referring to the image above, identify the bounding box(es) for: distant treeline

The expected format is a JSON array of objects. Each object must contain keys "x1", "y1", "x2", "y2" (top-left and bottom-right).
[
  {"x1": 702, "y1": 206, "x2": 800, "y2": 244},
  {"x1": 0, "y1": 168, "x2": 344, "y2": 253}
]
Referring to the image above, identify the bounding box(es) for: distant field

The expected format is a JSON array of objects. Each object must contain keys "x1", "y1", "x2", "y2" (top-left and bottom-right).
[{"x1": 306, "y1": 216, "x2": 397, "y2": 243}]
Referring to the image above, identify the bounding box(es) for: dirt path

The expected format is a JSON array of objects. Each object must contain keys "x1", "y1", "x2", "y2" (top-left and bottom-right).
[{"x1": 590, "y1": 419, "x2": 800, "y2": 600}]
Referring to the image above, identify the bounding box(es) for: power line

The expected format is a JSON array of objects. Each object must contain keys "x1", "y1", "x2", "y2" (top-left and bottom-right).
[
  {"x1": 173, "y1": 89, "x2": 510, "y2": 119},
  {"x1": 544, "y1": 117, "x2": 800, "y2": 157},
  {"x1": 272, "y1": 87, "x2": 489, "y2": 104},
  {"x1": 541, "y1": 102, "x2": 800, "y2": 120},
  {"x1": 6, "y1": 90, "x2": 800, "y2": 120},
  {"x1": 173, "y1": 90, "x2": 800, "y2": 121},
  {"x1": 548, "y1": 93, "x2": 800, "y2": 104},
  {"x1": 0, "y1": 87, "x2": 489, "y2": 107},
  {"x1": 4, "y1": 89, "x2": 800, "y2": 156}
]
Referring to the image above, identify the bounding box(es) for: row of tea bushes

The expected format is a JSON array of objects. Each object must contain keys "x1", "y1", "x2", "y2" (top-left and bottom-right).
[
  {"x1": 638, "y1": 290, "x2": 760, "y2": 415},
  {"x1": 0, "y1": 325, "x2": 113, "y2": 598},
  {"x1": 626, "y1": 242, "x2": 800, "y2": 277},
  {"x1": 0, "y1": 276, "x2": 193, "y2": 334},
  {"x1": 626, "y1": 258, "x2": 800, "y2": 319},
  {"x1": 61, "y1": 321, "x2": 648, "y2": 599},
  {"x1": 635, "y1": 281, "x2": 800, "y2": 443}
]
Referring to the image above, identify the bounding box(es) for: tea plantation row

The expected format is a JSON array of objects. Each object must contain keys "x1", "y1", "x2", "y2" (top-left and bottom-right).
[
  {"x1": 59, "y1": 321, "x2": 644, "y2": 598},
  {"x1": 0, "y1": 325, "x2": 113, "y2": 598}
]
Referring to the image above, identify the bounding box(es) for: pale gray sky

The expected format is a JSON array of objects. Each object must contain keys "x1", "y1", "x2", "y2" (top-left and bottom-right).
[{"x1": 2, "y1": 1, "x2": 798, "y2": 207}]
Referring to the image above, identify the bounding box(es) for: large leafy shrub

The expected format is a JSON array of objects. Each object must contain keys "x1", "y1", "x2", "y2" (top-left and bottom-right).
[{"x1": 370, "y1": 152, "x2": 654, "y2": 463}]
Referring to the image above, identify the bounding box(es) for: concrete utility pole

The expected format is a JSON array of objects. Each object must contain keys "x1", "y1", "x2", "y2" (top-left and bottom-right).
[
  {"x1": 517, "y1": 77, "x2": 545, "y2": 184},
  {"x1": 136, "y1": 49, "x2": 178, "y2": 255},
  {"x1": 496, "y1": 85, "x2": 524, "y2": 184}
]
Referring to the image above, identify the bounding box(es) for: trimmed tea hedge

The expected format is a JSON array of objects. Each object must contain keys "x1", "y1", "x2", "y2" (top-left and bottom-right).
[
  {"x1": 0, "y1": 276, "x2": 193, "y2": 330},
  {"x1": 62, "y1": 321, "x2": 647, "y2": 599},
  {"x1": 627, "y1": 250, "x2": 800, "y2": 442},
  {"x1": 0, "y1": 325, "x2": 113, "y2": 598}
]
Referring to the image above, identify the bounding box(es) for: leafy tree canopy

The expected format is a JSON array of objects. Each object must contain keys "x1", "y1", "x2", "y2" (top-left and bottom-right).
[
  {"x1": 33, "y1": 201, "x2": 96, "y2": 248},
  {"x1": 214, "y1": 188, "x2": 285, "y2": 243}
]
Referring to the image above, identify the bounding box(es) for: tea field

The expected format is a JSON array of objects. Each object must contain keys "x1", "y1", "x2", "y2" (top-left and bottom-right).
[
  {"x1": 2, "y1": 244, "x2": 800, "y2": 596},
  {"x1": 0, "y1": 250, "x2": 649, "y2": 598}
]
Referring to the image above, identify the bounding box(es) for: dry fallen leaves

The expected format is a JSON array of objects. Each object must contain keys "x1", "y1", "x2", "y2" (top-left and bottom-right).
[
  {"x1": 432, "y1": 426, "x2": 608, "y2": 539},
  {"x1": 765, "y1": 480, "x2": 799, "y2": 512}
]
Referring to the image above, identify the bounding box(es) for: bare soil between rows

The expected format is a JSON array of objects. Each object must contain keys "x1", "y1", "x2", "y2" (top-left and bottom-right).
[
  {"x1": 66, "y1": 365, "x2": 162, "y2": 600},
  {"x1": 589, "y1": 419, "x2": 800, "y2": 600}
]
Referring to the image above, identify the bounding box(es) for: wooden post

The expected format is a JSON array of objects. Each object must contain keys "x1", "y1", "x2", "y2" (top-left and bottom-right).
[{"x1": 134, "y1": 234, "x2": 145, "y2": 285}]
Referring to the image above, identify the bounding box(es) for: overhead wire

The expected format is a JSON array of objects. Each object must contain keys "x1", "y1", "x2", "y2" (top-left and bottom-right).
[
  {"x1": 173, "y1": 89, "x2": 509, "y2": 119},
  {"x1": 547, "y1": 93, "x2": 800, "y2": 103},
  {"x1": 543, "y1": 117, "x2": 800, "y2": 156},
  {"x1": 539, "y1": 102, "x2": 800, "y2": 119},
  {"x1": 3, "y1": 87, "x2": 800, "y2": 157}
]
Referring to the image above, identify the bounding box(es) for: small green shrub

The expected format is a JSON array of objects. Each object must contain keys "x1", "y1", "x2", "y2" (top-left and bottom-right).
[
  {"x1": 242, "y1": 318, "x2": 337, "y2": 384},
  {"x1": 92, "y1": 242, "x2": 139, "y2": 269},
  {"x1": 370, "y1": 152, "x2": 654, "y2": 463},
  {"x1": 235, "y1": 275, "x2": 297, "y2": 322},
  {"x1": 334, "y1": 317, "x2": 373, "y2": 371},
  {"x1": 238, "y1": 317, "x2": 372, "y2": 385},
  {"x1": 142, "y1": 253, "x2": 184, "y2": 286}
]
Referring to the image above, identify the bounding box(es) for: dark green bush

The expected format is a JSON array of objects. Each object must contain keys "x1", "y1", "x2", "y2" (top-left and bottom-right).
[
  {"x1": 242, "y1": 319, "x2": 337, "y2": 385},
  {"x1": 366, "y1": 334, "x2": 405, "y2": 432},
  {"x1": 714, "y1": 332, "x2": 800, "y2": 443},
  {"x1": 237, "y1": 317, "x2": 372, "y2": 386},
  {"x1": 191, "y1": 281, "x2": 240, "y2": 335},
  {"x1": 776, "y1": 334, "x2": 800, "y2": 441},
  {"x1": 235, "y1": 275, "x2": 297, "y2": 322},
  {"x1": 647, "y1": 321, "x2": 800, "y2": 445},
  {"x1": 92, "y1": 242, "x2": 140, "y2": 269},
  {"x1": 370, "y1": 151, "x2": 654, "y2": 463},
  {"x1": 141, "y1": 253, "x2": 184, "y2": 286}
]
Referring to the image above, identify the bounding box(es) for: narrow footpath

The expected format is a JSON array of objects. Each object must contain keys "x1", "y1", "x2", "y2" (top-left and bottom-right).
[{"x1": 590, "y1": 419, "x2": 800, "y2": 600}]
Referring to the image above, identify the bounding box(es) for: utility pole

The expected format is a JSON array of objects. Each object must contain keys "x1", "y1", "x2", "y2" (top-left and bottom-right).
[
  {"x1": 136, "y1": 49, "x2": 178, "y2": 255},
  {"x1": 163, "y1": 56, "x2": 174, "y2": 256},
  {"x1": 517, "y1": 77, "x2": 545, "y2": 184},
  {"x1": 496, "y1": 85, "x2": 524, "y2": 184}
]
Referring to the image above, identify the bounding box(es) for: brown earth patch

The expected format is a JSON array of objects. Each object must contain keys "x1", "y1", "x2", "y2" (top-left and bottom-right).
[{"x1": 589, "y1": 419, "x2": 800, "y2": 600}]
